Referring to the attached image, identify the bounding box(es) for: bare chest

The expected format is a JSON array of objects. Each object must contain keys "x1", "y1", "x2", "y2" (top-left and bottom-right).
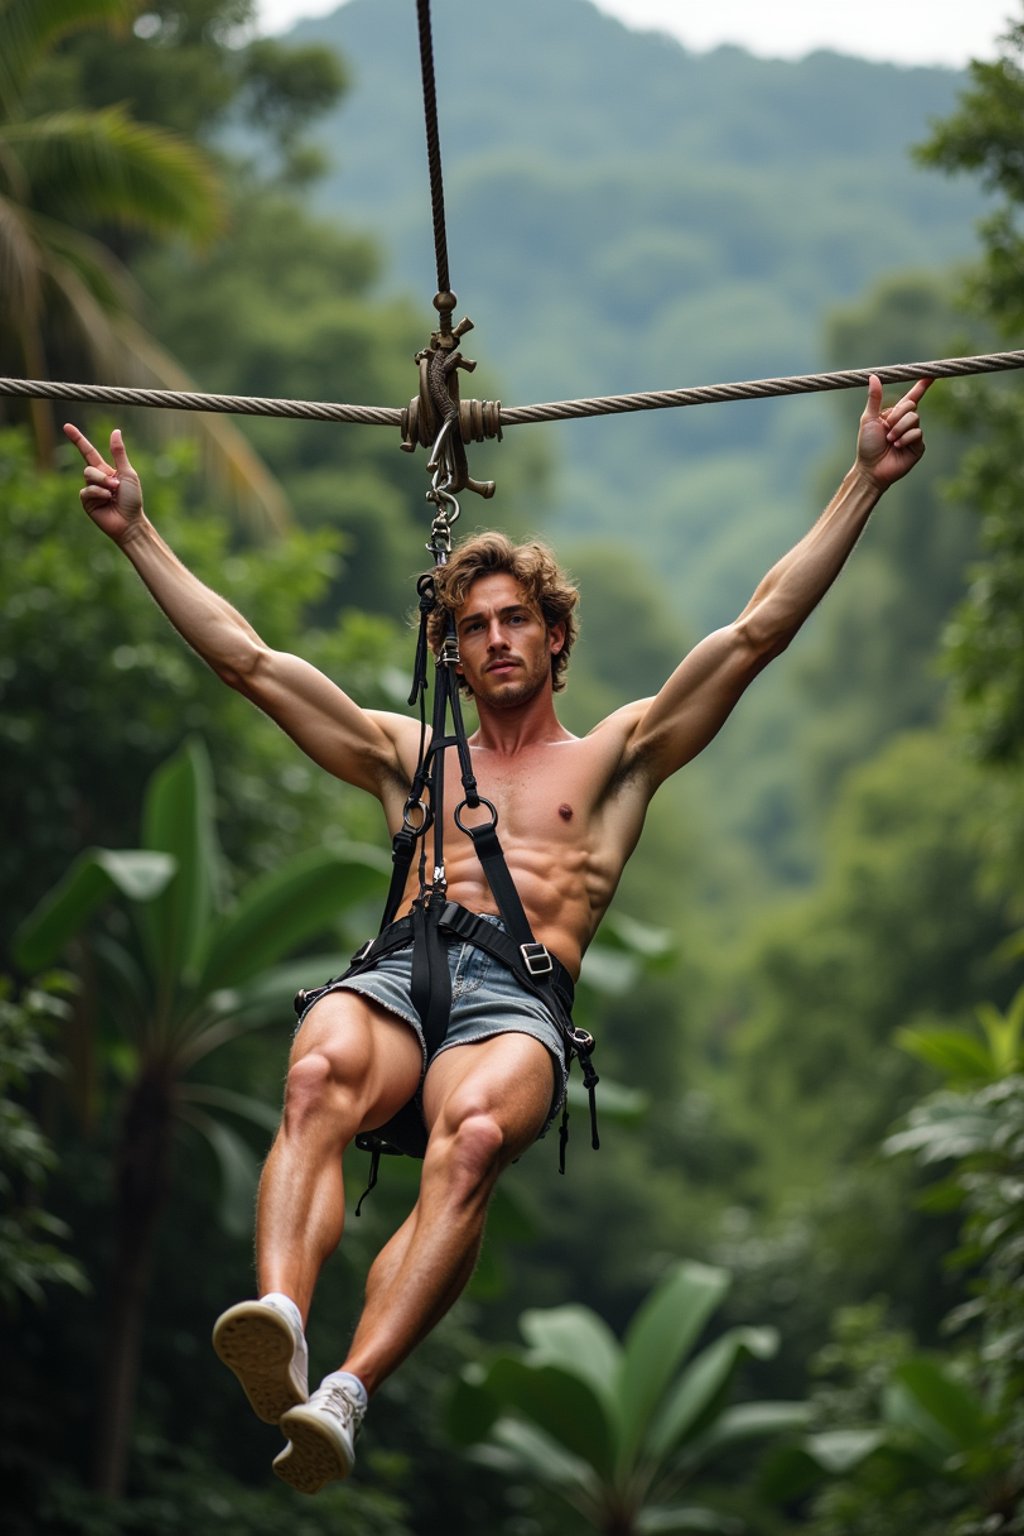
[{"x1": 454, "y1": 741, "x2": 605, "y2": 843}]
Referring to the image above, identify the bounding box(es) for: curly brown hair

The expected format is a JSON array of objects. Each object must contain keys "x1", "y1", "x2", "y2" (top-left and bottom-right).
[{"x1": 425, "y1": 532, "x2": 579, "y2": 695}]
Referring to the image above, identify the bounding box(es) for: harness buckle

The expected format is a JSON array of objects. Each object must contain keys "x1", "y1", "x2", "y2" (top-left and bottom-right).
[
  {"x1": 520, "y1": 941, "x2": 553, "y2": 978},
  {"x1": 351, "y1": 939, "x2": 373, "y2": 965},
  {"x1": 438, "y1": 633, "x2": 461, "y2": 667}
]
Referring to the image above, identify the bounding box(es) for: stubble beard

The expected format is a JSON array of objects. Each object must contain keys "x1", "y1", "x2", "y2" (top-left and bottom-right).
[{"x1": 475, "y1": 659, "x2": 549, "y2": 711}]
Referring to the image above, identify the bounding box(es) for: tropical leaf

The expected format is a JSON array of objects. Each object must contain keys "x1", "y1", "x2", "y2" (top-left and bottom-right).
[
  {"x1": 578, "y1": 944, "x2": 641, "y2": 995},
  {"x1": 0, "y1": 0, "x2": 133, "y2": 119},
  {"x1": 759, "y1": 1428, "x2": 887, "y2": 1499},
  {"x1": 178, "y1": 1082, "x2": 281, "y2": 1136},
  {"x1": 617, "y1": 1261, "x2": 731, "y2": 1470},
  {"x1": 519, "y1": 1304, "x2": 622, "y2": 1421},
  {"x1": 975, "y1": 988, "x2": 1024, "y2": 1074},
  {"x1": 646, "y1": 1327, "x2": 778, "y2": 1463},
  {"x1": 883, "y1": 1356, "x2": 990, "y2": 1453},
  {"x1": 484, "y1": 1357, "x2": 616, "y2": 1479},
  {"x1": 137, "y1": 738, "x2": 220, "y2": 996},
  {"x1": 489, "y1": 1415, "x2": 598, "y2": 1502},
  {"x1": 179, "y1": 1106, "x2": 261, "y2": 1239},
  {"x1": 4, "y1": 107, "x2": 221, "y2": 240},
  {"x1": 894, "y1": 1024, "x2": 997, "y2": 1084},
  {"x1": 884, "y1": 1097, "x2": 996, "y2": 1163},
  {"x1": 196, "y1": 843, "x2": 388, "y2": 993},
  {"x1": 92, "y1": 933, "x2": 151, "y2": 1025},
  {"x1": 106, "y1": 314, "x2": 293, "y2": 533},
  {"x1": 12, "y1": 847, "x2": 175, "y2": 972},
  {"x1": 685, "y1": 1400, "x2": 812, "y2": 1466},
  {"x1": 598, "y1": 909, "x2": 676, "y2": 962}
]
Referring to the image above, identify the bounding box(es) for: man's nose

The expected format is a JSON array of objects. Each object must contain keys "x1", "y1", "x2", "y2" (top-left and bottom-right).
[{"x1": 486, "y1": 621, "x2": 508, "y2": 648}]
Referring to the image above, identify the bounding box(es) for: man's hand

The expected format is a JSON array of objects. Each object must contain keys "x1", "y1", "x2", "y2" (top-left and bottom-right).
[
  {"x1": 856, "y1": 375, "x2": 930, "y2": 491},
  {"x1": 64, "y1": 424, "x2": 144, "y2": 544}
]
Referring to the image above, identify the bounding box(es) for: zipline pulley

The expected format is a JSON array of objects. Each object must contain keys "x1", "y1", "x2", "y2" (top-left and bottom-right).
[{"x1": 403, "y1": 292, "x2": 499, "y2": 503}]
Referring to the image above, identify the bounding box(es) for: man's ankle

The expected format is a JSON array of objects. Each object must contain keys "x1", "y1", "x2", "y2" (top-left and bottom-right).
[
  {"x1": 321, "y1": 1370, "x2": 368, "y2": 1408},
  {"x1": 259, "y1": 1291, "x2": 304, "y2": 1332}
]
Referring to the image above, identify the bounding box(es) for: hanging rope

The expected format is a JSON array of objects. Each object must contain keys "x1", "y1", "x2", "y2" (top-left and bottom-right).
[
  {"x1": 408, "y1": 0, "x2": 493, "y2": 497},
  {"x1": 416, "y1": 0, "x2": 451, "y2": 319},
  {"x1": 4, "y1": 349, "x2": 1022, "y2": 433}
]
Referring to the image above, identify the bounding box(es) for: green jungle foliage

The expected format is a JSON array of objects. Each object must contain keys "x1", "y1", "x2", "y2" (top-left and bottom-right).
[{"x1": 449, "y1": 1261, "x2": 807, "y2": 1536}]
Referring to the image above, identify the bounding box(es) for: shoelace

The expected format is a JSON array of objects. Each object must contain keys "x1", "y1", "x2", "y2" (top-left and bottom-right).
[{"x1": 312, "y1": 1382, "x2": 363, "y2": 1433}]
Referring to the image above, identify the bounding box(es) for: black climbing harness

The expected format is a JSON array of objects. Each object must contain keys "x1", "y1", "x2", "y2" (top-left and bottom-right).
[{"x1": 294, "y1": 429, "x2": 599, "y2": 1209}]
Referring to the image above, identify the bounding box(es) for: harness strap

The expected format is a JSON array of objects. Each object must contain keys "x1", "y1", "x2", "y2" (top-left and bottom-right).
[{"x1": 463, "y1": 823, "x2": 538, "y2": 950}]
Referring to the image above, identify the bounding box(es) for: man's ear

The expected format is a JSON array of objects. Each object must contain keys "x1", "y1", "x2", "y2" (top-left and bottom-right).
[{"x1": 548, "y1": 622, "x2": 565, "y2": 655}]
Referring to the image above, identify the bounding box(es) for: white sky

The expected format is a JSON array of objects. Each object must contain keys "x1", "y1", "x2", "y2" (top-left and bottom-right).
[{"x1": 255, "y1": 0, "x2": 1018, "y2": 69}]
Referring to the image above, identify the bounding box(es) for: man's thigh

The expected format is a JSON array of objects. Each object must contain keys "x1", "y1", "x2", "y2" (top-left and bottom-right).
[
  {"x1": 291, "y1": 989, "x2": 424, "y2": 1136},
  {"x1": 421, "y1": 1032, "x2": 557, "y2": 1161}
]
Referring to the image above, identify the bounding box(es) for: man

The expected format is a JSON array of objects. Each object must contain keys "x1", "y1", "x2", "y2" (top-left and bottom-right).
[{"x1": 65, "y1": 374, "x2": 928, "y2": 1493}]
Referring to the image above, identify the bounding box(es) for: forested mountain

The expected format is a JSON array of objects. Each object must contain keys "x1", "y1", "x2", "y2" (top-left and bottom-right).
[{"x1": 284, "y1": 0, "x2": 985, "y2": 627}]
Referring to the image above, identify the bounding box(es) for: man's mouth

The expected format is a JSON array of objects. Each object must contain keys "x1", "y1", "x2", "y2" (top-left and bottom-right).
[{"x1": 486, "y1": 659, "x2": 519, "y2": 674}]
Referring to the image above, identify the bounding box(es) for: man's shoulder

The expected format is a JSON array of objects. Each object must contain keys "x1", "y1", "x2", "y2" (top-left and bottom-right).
[
  {"x1": 576, "y1": 699, "x2": 657, "y2": 797},
  {"x1": 584, "y1": 697, "x2": 651, "y2": 745}
]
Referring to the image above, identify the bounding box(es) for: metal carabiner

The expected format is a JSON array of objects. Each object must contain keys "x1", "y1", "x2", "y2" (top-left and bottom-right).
[{"x1": 427, "y1": 416, "x2": 455, "y2": 479}]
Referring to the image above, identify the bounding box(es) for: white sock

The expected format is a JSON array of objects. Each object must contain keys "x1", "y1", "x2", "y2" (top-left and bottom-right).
[
  {"x1": 321, "y1": 1370, "x2": 368, "y2": 1409},
  {"x1": 259, "y1": 1291, "x2": 303, "y2": 1333}
]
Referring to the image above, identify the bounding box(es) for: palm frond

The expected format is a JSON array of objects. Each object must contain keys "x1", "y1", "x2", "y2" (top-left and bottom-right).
[
  {"x1": 0, "y1": 0, "x2": 134, "y2": 122},
  {"x1": 6, "y1": 209, "x2": 290, "y2": 531},
  {"x1": 109, "y1": 316, "x2": 293, "y2": 534},
  {"x1": 0, "y1": 189, "x2": 42, "y2": 326},
  {"x1": 2, "y1": 107, "x2": 223, "y2": 242}
]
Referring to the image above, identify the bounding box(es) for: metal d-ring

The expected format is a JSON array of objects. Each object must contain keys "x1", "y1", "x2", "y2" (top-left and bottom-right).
[
  {"x1": 454, "y1": 796, "x2": 498, "y2": 834},
  {"x1": 402, "y1": 797, "x2": 431, "y2": 835}
]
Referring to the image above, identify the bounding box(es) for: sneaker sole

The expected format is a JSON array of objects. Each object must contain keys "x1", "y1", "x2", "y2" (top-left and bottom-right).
[
  {"x1": 274, "y1": 1407, "x2": 355, "y2": 1495},
  {"x1": 211, "y1": 1303, "x2": 306, "y2": 1424}
]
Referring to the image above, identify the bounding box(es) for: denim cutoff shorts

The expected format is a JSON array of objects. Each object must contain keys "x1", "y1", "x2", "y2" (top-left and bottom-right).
[{"x1": 296, "y1": 914, "x2": 569, "y2": 1131}]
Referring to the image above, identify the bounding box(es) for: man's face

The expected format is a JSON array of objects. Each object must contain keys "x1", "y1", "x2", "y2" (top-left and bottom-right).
[{"x1": 454, "y1": 572, "x2": 563, "y2": 708}]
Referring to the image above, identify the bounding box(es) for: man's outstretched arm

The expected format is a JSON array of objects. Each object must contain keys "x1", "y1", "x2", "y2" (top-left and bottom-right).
[
  {"x1": 621, "y1": 375, "x2": 930, "y2": 786},
  {"x1": 64, "y1": 424, "x2": 411, "y2": 795}
]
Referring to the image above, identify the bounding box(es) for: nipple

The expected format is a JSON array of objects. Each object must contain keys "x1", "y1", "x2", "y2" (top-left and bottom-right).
[{"x1": 558, "y1": 803, "x2": 573, "y2": 821}]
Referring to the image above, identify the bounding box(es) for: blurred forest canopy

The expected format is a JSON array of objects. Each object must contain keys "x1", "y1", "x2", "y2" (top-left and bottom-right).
[{"x1": 2, "y1": 1, "x2": 1024, "y2": 1533}]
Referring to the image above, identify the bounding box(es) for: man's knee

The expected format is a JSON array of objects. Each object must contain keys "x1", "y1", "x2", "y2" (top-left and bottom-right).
[
  {"x1": 284, "y1": 995, "x2": 421, "y2": 1140},
  {"x1": 427, "y1": 1107, "x2": 507, "y2": 1202},
  {"x1": 282, "y1": 1047, "x2": 360, "y2": 1137}
]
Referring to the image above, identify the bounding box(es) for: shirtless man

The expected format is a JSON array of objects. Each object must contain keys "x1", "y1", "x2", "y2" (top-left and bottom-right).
[{"x1": 65, "y1": 374, "x2": 928, "y2": 1493}]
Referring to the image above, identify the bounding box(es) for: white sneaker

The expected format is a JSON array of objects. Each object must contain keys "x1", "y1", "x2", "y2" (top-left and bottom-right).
[
  {"x1": 212, "y1": 1297, "x2": 309, "y2": 1424},
  {"x1": 273, "y1": 1377, "x2": 365, "y2": 1495}
]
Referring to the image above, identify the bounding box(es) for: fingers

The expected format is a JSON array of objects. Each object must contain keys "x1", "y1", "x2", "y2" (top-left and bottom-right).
[
  {"x1": 82, "y1": 464, "x2": 117, "y2": 498},
  {"x1": 63, "y1": 421, "x2": 111, "y2": 473},
  {"x1": 110, "y1": 427, "x2": 132, "y2": 475},
  {"x1": 879, "y1": 378, "x2": 931, "y2": 440},
  {"x1": 862, "y1": 373, "x2": 884, "y2": 421}
]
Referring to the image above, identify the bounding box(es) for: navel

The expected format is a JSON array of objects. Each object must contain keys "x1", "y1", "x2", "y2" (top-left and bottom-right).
[{"x1": 558, "y1": 803, "x2": 573, "y2": 821}]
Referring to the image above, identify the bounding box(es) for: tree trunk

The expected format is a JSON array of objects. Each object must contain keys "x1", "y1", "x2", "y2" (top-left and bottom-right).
[{"x1": 93, "y1": 1064, "x2": 175, "y2": 1497}]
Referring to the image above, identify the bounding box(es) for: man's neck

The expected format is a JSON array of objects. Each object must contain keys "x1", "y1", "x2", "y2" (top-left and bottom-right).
[{"x1": 468, "y1": 690, "x2": 574, "y2": 755}]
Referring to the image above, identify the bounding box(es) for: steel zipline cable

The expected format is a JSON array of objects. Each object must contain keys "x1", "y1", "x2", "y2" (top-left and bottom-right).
[{"x1": 3, "y1": 351, "x2": 1024, "y2": 434}]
